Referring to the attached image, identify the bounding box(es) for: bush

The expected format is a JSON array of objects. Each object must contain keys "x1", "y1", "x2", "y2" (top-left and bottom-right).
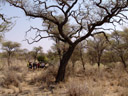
[
  {"x1": 29, "y1": 65, "x2": 57, "y2": 87},
  {"x1": 1, "y1": 69, "x2": 23, "y2": 88},
  {"x1": 67, "y1": 78, "x2": 90, "y2": 96},
  {"x1": 120, "y1": 88, "x2": 128, "y2": 96},
  {"x1": 37, "y1": 55, "x2": 48, "y2": 63},
  {"x1": 9, "y1": 65, "x2": 23, "y2": 72}
]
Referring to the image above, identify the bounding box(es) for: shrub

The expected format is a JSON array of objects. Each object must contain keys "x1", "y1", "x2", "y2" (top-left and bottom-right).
[
  {"x1": 9, "y1": 65, "x2": 23, "y2": 72},
  {"x1": 37, "y1": 55, "x2": 48, "y2": 63},
  {"x1": 29, "y1": 65, "x2": 57, "y2": 87},
  {"x1": 1, "y1": 69, "x2": 23, "y2": 88},
  {"x1": 67, "y1": 78, "x2": 90, "y2": 96}
]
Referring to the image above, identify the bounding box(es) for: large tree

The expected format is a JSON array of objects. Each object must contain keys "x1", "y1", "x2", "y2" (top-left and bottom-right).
[{"x1": 7, "y1": 0, "x2": 128, "y2": 82}]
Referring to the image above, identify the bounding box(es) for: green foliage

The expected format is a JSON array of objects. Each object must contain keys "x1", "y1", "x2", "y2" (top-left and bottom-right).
[
  {"x1": 101, "y1": 51, "x2": 119, "y2": 64},
  {"x1": 37, "y1": 55, "x2": 48, "y2": 63},
  {"x1": 46, "y1": 50, "x2": 59, "y2": 64},
  {"x1": 33, "y1": 46, "x2": 42, "y2": 53},
  {"x1": 32, "y1": 46, "x2": 43, "y2": 61}
]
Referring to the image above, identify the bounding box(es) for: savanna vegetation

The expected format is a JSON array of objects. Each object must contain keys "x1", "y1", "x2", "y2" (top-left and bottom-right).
[{"x1": 0, "y1": 0, "x2": 128, "y2": 96}]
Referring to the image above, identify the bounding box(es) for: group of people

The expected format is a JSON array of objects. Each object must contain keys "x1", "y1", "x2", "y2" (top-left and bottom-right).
[{"x1": 27, "y1": 61, "x2": 45, "y2": 69}]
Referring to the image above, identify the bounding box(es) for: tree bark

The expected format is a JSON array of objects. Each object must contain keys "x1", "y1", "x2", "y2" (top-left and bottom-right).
[
  {"x1": 55, "y1": 45, "x2": 75, "y2": 83},
  {"x1": 120, "y1": 55, "x2": 127, "y2": 68},
  {"x1": 7, "y1": 53, "x2": 11, "y2": 67}
]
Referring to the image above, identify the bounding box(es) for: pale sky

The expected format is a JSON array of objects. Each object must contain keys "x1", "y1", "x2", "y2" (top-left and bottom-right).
[
  {"x1": 1, "y1": 3, "x2": 53, "y2": 53},
  {"x1": 1, "y1": 1, "x2": 128, "y2": 53}
]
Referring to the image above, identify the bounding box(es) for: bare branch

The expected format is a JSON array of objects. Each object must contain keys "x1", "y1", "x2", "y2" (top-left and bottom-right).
[
  {"x1": 25, "y1": 35, "x2": 53, "y2": 44},
  {"x1": 0, "y1": 14, "x2": 9, "y2": 23},
  {"x1": 91, "y1": 31, "x2": 109, "y2": 42},
  {"x1": 96, "y1": 0, "x2": 110, "y2": 15}
]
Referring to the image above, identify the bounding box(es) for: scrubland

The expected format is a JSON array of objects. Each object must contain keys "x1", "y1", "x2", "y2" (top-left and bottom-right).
[{"x1": 0, "y1": 60, "x2": 128, "y2": 96}]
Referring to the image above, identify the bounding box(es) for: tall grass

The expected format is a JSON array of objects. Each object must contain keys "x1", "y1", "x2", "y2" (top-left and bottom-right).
[{"x1": 66, "y1": 78, "x2": 90, "y2": 96}]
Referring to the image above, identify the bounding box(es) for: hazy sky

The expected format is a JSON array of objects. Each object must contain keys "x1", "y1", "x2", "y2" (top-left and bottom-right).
[
  {"x1": 1, "y1": 3, "x2": 53, "y2": 53},
  {"x1": 1, "y1": 1, "x2": 127, "y2": 53}
]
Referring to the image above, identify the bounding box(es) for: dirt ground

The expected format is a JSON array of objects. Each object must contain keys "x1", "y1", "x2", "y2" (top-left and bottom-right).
[{"x1": 0, "y1": 62, "x2": 128, "y2": 96}]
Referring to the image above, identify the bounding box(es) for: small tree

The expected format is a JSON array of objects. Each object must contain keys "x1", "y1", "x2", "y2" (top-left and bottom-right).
[
  {"x1": 111, "y1": 30, "x2": 128, "y2": 68},
  {"x1": 86, "y1": 34, "x2": 108, "y2": 67},
  {"x1": 2, "y1": 41, "x2": 20, "y2": 66},
  {"x1": 32, "y1": 46, "x2": 43, "y2": 62},
  {"x1": 102, "y1": 50, "x2": 118, "y2": 64}
]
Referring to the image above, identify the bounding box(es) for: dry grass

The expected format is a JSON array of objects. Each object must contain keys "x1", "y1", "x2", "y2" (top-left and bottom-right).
[
  {"x1": 0, "y1": 60, "x2": 28, "y2": 94},
  {"x1": 8, "y1": 65, "x2": 23, "y2": 72},
  {"x1": 66, "y1": 78, "x2": 90, "y2": 96},
  {"x1": 29, "y1": 65, "x2": 57, "y2": 87},
  {"x1": 1, "y1": 69, "x2": 23, "y2": 88},
  {"x1": 0, "y1": 60, "x2": 128, "y2": 96},
  {"x1": 120, "y1": 88, "x2": 128, "y2": 96},
  {"x1": 64, "y1": 62, "x2": 128, "y2": 96},
  {"x1": 0, "y1": 68, "x2": 24, "y2": 95}
]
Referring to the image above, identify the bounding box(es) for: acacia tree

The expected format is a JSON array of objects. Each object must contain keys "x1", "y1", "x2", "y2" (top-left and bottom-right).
[
  {"x1": 86, "y1": 48, "x2": 97, "y2": 65},
  {"x1": 32, "y1": 46, "x2": 43, "y2": 62},
  {"x1": 111, "y1": 30, "x2": 128, "y2": 68},
  {"x1": 102, "y1": 49, "x2": 118, "y2": 64},
  {"x1": 2, "y1": 41, "x2": 20, "y2": 66},
  {"x1": 86, "y1": 34, "x2": 108, "y2": 67},
  {"x1": 7, "y1": 0, "x2": 128, "y2": 82}
]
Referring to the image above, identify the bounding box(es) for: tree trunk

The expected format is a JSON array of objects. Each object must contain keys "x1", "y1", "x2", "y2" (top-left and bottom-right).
[
  {"x1": 79, "y1": 48, "x2": 85, "y2": 70},
  {"x1": 97, "y1": 55, "x2": 101, "y2": 67},
  {"x1": 34, "y1": 55, "x2": 37, "y2": 62},
  {"x1": 56, "y1": 45, "x2": 75, "y2": 83},
  {"x1": 7, "y1": 53, "x2": 11, "y2": 67},
  {"x1": 120, "y1": 56, "x2": 127, "y2": 68},
  {"x1": 7, "y1": 56, "x2": 10, "y2": 66},
  {"x1": 81, "y1": 57, "x2": 85, "y2": 70}
]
